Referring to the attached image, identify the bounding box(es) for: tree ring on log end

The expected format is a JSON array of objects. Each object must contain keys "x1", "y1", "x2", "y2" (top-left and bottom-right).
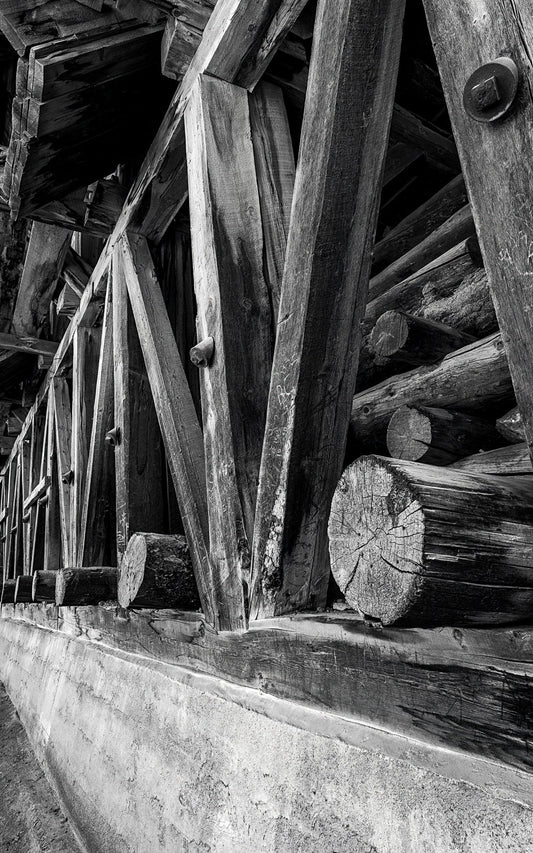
[{"x1": 328, "y1": 455, "x2": 425, "y2": 623}]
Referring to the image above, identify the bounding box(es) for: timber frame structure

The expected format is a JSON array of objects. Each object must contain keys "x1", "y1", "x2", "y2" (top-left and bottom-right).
[{"x1": 2, "y1": 0, "x2": 533, "y2": 840}]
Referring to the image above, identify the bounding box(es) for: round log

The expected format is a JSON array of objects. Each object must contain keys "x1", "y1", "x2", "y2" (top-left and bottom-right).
[
  {"x1": 351, "y1": 332, "x2": 513, "y2": 450},
  {"x1": 369, "y1": 310, "x2": 474, "y2": 369},
  {"x1": 386, "y1": 405, "x2": 502, "y2": 465},
  {"x1": 118, "y1": 533, "x2": 200, "y2": 610},
  {"x1": 328, "y1": 455, "x2": 533, "y2": 626},
  {"x1": 14, "y1": 575, "x2": 33, "y2": 603},
  {"x1": 56, "y1": 567, "x2": 117, "y2": 606},
  {"x1": 1, "y1": 580, "x2": 16, "y2": 604},
  {"x1": 451, "y1": 442, "x2": 532, "y2": 476},
  {"x1": 32, "y1": 570, "x2": 57, "y2": 602}
]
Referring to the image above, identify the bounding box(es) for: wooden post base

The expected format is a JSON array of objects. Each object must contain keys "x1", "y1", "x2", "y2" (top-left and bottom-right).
[{"x1": 32, "y1": 570, "x2": 58, "y2": 603}]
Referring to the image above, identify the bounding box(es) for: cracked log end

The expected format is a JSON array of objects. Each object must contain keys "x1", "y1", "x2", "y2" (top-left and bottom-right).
[
  {"x1": 118, "y1": 533, "x2": 200, "y2": 610},
  {"x1": 328, "y1": 455, "x2": 533, "y2": 626},
  {"x1": 328, "y1": 455, "x2": 424, "y2": 624}
]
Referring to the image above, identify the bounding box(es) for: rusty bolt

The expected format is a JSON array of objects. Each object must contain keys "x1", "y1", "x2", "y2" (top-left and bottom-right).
[{"x1": 463, "y1": 57, "x2": 519, "y2": 123}]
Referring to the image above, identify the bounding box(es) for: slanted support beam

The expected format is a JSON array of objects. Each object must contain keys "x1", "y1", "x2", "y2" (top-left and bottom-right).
[
  {"x1": 185, "y1": 74, "x2": 275, "y2": 629},
  {"x1": 421, "y1": 0, "x2": 533, "y2": 462},
  {"x1": 250, "y1": 0, "x2": 406, "y2": 618},
  {"x1": 116, "y1": 233, "x2": 217, "y2": 627}
]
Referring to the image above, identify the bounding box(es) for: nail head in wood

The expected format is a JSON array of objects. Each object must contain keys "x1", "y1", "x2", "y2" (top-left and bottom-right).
[
  {"x1": 189, "y1": 337, "x2": 215, "y2": 368},
  {"x1": 463, "y1": 57, "x2": 519, "y2": 123}
]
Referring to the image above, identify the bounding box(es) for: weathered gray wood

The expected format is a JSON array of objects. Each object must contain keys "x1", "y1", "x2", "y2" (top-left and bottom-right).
[
  {"x1": 369, "y1": 205, "x2": 475, "y2": 299},
  {"x1": 1, "y1": 579, "x2": 15, "y2": 604},
  {"x1": 329, "y1": 455, "x2": 533, "y2": 626},
  {"x1": 496, "y1": 406, "x2": 525, "y2": 445},
  {"x1": 372, "y1": 174, "x2": 468, "y2": 272},
  {"x1": 185, "y1": 74, "x2": 273, "y2": 629},
  {"x1": 250, "y1": 0, "x2": 401, "y2": 616},
  {"x1": 84, "y1": 179, "x2": 127, "y2": 235},
  {"x1": 389, "y1": 102, "x2": 459, "y2": 174},
  {"x1": 11, "y1": 222, "x2": 71, "y2": 337},
  {"x1": 368, "y1": 310, "x2": 474, "y2": 372},
  {"x1": 55, "y1": 566, "x2": 117, "y2": 606},
  {"x1": 78, "y1": 282, "x2": 115, "y2": 567},
  {"x1": 351, "y1": 333, "x2": 513, "y2": 449},
  {"x1": 451, "y1": 443, "x2": 532, "y2": 476},
  {"x1": 124, "y1": 0, "x2": 314, "y2": 243},
  {"x1": 31, "y1": 569, "x2": 57, "y2": 602},
  {"x1": 112, "y1": 252, "x2": 166, "y2": 561},
  {"x1": 51, "y1": 377, "x2": 71, "y2": 567},
  {"x1": 386, "y1": 405, "x2": 503, "y2": 466},
  {"x1": 116, "y1": 233, "x2": 216, "y2": 627},
  {"x1": 249, "y1": 80, "x2": 295, "y2": 324},
  {"x1": 366, "y1": 265, "x2": 497, "y2": 340},
  {"x1": 43, "y1": 393, "x2": 61, "y2": 572},
  {"x1": 0, "y1": 332, "x2": 58, "y2": 357},
  {"x1": 118, "y1": 532, "x2": 200, "y2": 610},
  {"x1": 422, "y1": 0, "x2": 533, "y2": 464},
  {"x1": 14, "y1": 574, "x2": 33, "y2": 603}
]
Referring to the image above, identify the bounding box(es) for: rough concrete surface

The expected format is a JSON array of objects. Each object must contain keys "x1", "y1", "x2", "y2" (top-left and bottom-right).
[
  {"x1": 0, "y1": 682, "x2": 82, "y2": 852},
  {"x1": 0, "y1": 616, "x2": 532, "y2": 853}
]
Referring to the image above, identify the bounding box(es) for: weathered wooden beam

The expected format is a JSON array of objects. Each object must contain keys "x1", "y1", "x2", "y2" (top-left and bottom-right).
[
  {"x1": 62, "y1": 247, "x2": 91, "y2": 296},
  {"x1": 14, "y1": 574, "x2": 33, "y2": 603},
  {"x1": 111, "y1": 251, "x2": 166, "y2": 561},
  {"x1": 84, "y1": 179, "x2": 127, "y2": 235},
  {"x1": 372, "y1": 174, "x2": 468, "y2": 273},
  {"x1": 389, "y1": 102, "x2": 460, "y2": 174},
  {"x1": 32, "y1": 569, "x2": 57, "y2": 603},
  {"x1": 250, "y1": 0, "x2": 406, "y2": 617},
  {"x1": 116, "y1": 233, "x2": 216, "y2": 627},
  {"x1": 351, "y1": 332, "x2": 513, "y2": 449},
  {"x1": 22, "y1": 473, "x2": 50, "y2": 512},
  {"x1": 369, "y1": 205, "x2": 475, "y2": 299},
  {"x1": 1, "y1": 578, "x2": 15, "y2": 604},
  {"x1": 56, "y1": 283, "x2": 81, "y2": 319},
  {"x1": 69, "y1": 325, "x2": 101, "y2": 565},
  {"x1": 126, "y1": 0, "x2": 311, "y2": 242},
  {"x1": 11, "y1": 222, "x2": 72, "y2": 338},
  {"x1": 78, "y1": 282, "x2": 115, "y2": 567},
  {"x1": 185, "y1": 74, "x2": 274, "y2": 628},
  {"x1": 52, "y1": 377, "x2": 72, "y2": 567},
  {"x1": 0, "y1": 332, "x2": 58, "y2": 357},
  {"x1": 118, "y1": 532, "x2": 200, "y2": 609},
  {"x1": 0, "y1": 435, "x2": 15, "y2": 455},
  {"x1": 422, "y1": 0, "x2": 533, "y2": 464},
  {"x1": 386, "y1": 405, "x2": 502, "y2": 466},
  {"x1": 43, "y1": 392, "x2": 61, "y2": 571},
  {"x1": 55, "y1": 566, "x2": 117, "y2": 606},
  {"x1": 329, "y1": 455, "x2": 533, "y2": 626}
]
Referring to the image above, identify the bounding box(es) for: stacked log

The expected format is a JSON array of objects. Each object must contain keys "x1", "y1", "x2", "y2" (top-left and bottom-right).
[
  {"x1": 328, "y1": 455, "x2": 533, "y2": 626},
  {"x1": 118, "y1": 533, "x2": 200, "y2": 610},
  {"x1": 32, "y1": 570, "x2": 57, "y2": 602},
  {"x1": 55, "y1": 567, "x2": 117, "y2": 606}
]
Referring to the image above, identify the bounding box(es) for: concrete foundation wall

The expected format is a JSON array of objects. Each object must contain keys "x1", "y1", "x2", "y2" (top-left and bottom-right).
[{"x1": 0, "y1": 615, "x2": 532, "y2": 853}]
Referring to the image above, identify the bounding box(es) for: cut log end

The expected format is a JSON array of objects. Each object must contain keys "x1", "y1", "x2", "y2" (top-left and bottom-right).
[
  {"x1": 369, "y1": 310, "x2": 409, "y2": 360},
  {"x1": 328, "y1": 456, "x2": 425, "y2": 624}
]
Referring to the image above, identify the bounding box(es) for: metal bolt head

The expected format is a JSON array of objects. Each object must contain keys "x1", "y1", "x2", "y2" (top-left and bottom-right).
[
  {"x1": 105, "y1": 426, "x2": 121, "y2": 447},
  {"x1": 463, "y1": 57, "x2": 519, "y2": 123}
]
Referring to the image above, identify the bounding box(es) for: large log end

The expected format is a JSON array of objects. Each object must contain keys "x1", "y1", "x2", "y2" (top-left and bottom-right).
[
  {"x1": 328, "y1": 456, "x2": 424, "y2": 624},
  {"x1": 118, "y1": 533, "x2": 200, "y2": 610}
]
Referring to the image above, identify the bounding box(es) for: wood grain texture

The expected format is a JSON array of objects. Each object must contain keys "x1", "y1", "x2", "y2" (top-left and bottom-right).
[
  {"x1": 249, "y1": 80, "x2": 295, "y2": 324},
  {"x1": 112, "y1": 253, "x2": 166, "y2": 561},
  {"x1": 497, "y1": 406, "x2": 525, "y2": 444},
  {"x1": 451, "y1": 442, "x2": 532, "y2": 476},
  {"x1": 51, "y1": 377, "x2": 71, "y2": 567},
  {"x1": 10, "y1": 603, "x2": 533, "y2": 776},
  {"x1": 117, "y1": 233, "x2": 216, "y2": 627},
  {"x1": 55, "y1": 566, "x2": 117, "y2": 606},
  {"x1": 118, "y1": 532, "x2": 199, "y2": 609},
  {"x1": 11, "y1": 222, "x2": 71, "y2": 338},
  {"x1": 386, "y1": 404, "x2": 503, "y2": 466},
  {"x1": 329, "y1": 455, "x2": 533, "y2": 626},
  {"x1": 31, "y1": 569, "x2": 56, "y2": 602},
  {"x1": 78, "y1": 281, "x2": 115, "y2": 567},
  {"x1": 422, "y1": 0, "x2": 533, "y2": 464},
  {"x1": 250, "y1": 0, "x2": 406, "y2": 617},
  {"x1": 351, "y1": 332, "x2": 513, "y2": 449},
  {"x1": 185, "y1": 74, "x2": 273, "y2": 629},
  {"x1": 0, "y1": 332, "x2": 58, "y2": 357}
]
